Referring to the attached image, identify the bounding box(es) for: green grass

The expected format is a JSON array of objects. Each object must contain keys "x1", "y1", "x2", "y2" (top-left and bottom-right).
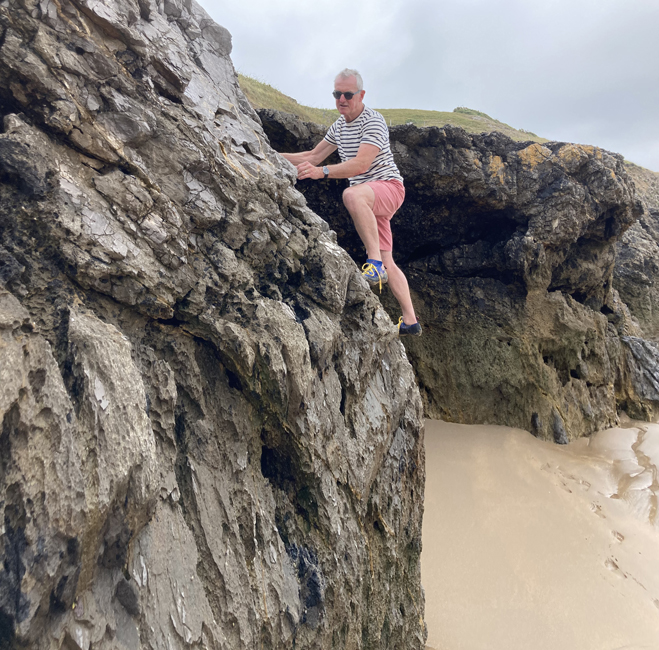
[
  {"x1": 238, "y1": 74, "x2": 338, "y2": 125},
  {"x1": 372, "y1": 108, "x2": 547, "y2": 143},
  {"x1": 238, "y1": 74, "x2": 548, "y2": 143}
]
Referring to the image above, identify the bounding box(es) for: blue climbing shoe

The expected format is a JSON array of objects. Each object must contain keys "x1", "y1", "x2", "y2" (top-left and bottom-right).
[
  {"x1": 362, "y1": 259, "x2": 388, "y2": 293},
  {"x1": 398, "y1": 316, "x2": 422, "y2": 337}
]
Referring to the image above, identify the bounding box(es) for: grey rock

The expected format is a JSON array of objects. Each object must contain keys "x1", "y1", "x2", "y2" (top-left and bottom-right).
[
  {"x1": 619, "y1": 336, "x2": 659, "y2": 419},
  {"x1": 614, "y1": 213, "x2": 659, "y2": 338},
  {"x1": 0, "y1": 115, "x2": 57, "y2": 198},
  {"x1": 0, "y1": 2, "x2": 425, "y2": 649},
  {"x1": 614, "y1": 164, "x2": 659, "y2": 339},
  {"x1": 552, "y1": 408, "x2": 569, "y2": 445}
]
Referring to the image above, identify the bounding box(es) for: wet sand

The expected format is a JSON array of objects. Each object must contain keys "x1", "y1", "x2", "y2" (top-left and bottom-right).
[{"x1": 422, "y1": 418, "x2": 659, "y2": 650}]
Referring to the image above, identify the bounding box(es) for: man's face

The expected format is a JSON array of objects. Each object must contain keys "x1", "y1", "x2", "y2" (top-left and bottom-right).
[{"x1": 334, "y1": 76, "x2": 364, "y2": 122}]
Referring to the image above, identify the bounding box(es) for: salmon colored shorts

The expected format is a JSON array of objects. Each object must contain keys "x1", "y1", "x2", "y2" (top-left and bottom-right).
[{"x1": 365, "y1": 179, "x2": 405, "y2": 252}]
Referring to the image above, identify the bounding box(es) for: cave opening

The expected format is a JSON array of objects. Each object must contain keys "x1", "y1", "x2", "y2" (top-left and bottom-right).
[{"x1": 398, "y1": 204, "x2": 522, "y2": 268}]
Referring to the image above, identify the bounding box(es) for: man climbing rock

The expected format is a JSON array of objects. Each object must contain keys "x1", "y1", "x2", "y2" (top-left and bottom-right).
[{"x1": 280, "y1": 68, "x2": 421, "y2": 336}]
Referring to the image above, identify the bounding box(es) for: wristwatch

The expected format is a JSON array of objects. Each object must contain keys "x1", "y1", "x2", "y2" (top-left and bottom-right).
[{"x1": 322, "y1": 166, "x2": 329, "y2": 179}]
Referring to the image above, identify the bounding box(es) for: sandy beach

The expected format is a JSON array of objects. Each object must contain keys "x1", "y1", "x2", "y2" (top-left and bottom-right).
[{"x1": 422, "y1": 418, "x2": 659, "y2": 650}]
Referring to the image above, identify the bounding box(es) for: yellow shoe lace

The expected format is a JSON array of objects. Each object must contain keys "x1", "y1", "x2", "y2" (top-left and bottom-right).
[
  {"x1": 397, "y1": 316, "x2": 404, "y2": 333},
  {"x1": 362, "y1": 262, "x2": 383, "y2": 293}
]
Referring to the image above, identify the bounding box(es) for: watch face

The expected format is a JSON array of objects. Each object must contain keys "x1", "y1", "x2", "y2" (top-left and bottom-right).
[{"x1": 323, "y1": 166, "x2": 329, "y2": 178}]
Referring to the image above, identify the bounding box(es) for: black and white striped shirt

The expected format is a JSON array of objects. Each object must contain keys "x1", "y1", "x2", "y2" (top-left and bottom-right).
[{"x1": 324, "y1": 106, "x2": 403, "y2": 186}]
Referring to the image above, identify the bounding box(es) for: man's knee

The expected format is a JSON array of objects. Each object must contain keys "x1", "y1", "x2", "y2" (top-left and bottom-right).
[
  {"x1": 342, "y1": 184, "x2": 374, "y2": 211},
  {"x1": 342, "y1": 186, "x2": 359, "y2": 210}
]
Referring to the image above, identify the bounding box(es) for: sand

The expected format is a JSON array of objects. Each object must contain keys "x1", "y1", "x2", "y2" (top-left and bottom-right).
[{"x1": 422, "y1": 418, "x2": 659, "y2": 650}]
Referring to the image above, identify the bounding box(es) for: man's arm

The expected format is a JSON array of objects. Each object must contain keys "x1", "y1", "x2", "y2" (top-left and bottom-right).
[
  {"x1": 296, "y1": 143, "x2": 380, "y2": 181},
  {"x1": 280, "y1": 139, "x2": 337, "y2": 166}
]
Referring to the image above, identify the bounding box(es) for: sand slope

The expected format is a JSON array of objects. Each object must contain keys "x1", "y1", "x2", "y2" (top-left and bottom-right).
[{"x1": 422, "y1": 419, "x2": 659, "y2": 650}]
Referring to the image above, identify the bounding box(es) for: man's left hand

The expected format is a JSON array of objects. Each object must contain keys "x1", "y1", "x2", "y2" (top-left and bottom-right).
[{"x1": 296, "y1": 162, "x2": 323, "y2": 180}]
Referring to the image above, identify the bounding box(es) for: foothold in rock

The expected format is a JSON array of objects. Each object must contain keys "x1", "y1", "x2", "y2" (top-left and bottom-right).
[
  {"x1": 530, "y1": 412, "x2": 542, "y2": 437},
  {"x1": 114, "y1": 578, "x2": 140, "y2": 617},
  {"x1": 49, "y1": 574, "x2": 74, "y2": 614}
]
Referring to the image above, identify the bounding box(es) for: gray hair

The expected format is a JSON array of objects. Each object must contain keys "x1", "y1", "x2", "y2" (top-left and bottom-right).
[{"x1": 335, "y1": 68, "x2": 363, "y2": 91}]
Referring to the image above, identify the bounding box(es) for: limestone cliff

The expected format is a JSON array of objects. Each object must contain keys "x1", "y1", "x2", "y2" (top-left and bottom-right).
[
  {"x1": 0, "y1": 2, "x2": 425, "y2": 649},
  {"x1": 259, "y1": 110, "x2": 659, "y2": 435}
]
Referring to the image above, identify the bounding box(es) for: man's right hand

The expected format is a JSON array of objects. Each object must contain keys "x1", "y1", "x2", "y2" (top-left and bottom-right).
[{"x1": 296, "y1": 162, "x2": 324, "y2": 180}]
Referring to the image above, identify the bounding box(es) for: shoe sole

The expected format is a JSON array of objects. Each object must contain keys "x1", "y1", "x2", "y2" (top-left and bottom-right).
[
  {"x1": 399, "y1": 325, "x2": 422, "y2": 336},
  {"x1": 363, "y1": 270, "x2": 388, "y2": 283}
]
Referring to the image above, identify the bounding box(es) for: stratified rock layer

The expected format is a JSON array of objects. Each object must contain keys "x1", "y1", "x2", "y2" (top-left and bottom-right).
[
  {"x1": 0, "y1": 2, "x2": 425, "y2": 649},
  {"x1": 260, "y1": 110, "x2": 659, "y2": 434}
]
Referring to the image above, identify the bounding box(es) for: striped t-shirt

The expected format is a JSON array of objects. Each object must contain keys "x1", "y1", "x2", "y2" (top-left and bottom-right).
[{"x1": 324, "y1": 106, "x2": 403, "y2": 186}]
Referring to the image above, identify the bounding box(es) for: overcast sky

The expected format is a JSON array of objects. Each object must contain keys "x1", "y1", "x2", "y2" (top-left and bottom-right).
[{"x1": 200, "y1": 0, "x2": 659, "y2": 172}]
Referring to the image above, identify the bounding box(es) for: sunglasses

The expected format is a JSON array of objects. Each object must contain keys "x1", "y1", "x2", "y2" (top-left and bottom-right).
[{"x1": 332, "y1": 90, "x2": 361, "y2": 100}]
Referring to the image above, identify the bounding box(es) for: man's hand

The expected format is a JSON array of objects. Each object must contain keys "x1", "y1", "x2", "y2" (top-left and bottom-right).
[{"x1": 297, "y1": 161, "x2": 324, "y2": 180}]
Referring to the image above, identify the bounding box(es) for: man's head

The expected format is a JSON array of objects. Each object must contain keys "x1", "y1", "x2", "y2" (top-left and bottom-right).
[{"x1": 334, "y1": 68, "x2": 365, "y2": 123}]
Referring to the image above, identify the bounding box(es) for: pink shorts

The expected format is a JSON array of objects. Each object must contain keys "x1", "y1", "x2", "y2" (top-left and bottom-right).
[{"x1": 366, "y1": 180, "x2": 405, "y2": 252}]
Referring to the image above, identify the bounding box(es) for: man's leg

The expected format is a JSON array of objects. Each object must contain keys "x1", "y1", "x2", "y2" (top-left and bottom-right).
[
  {"x1": 381, "y1": 250, "x2": 417, "y2": 325},
  {"x1": 342, "y1": 184, "x2": 381, "y2": 261}
]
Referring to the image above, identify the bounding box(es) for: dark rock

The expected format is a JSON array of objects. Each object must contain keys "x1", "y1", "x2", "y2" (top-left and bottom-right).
[
  {"x1": 115, "y1": 578, "x2": 140, "y2": 617},
  {"x1": 287, "y1": 544, "x2": 325, "y2": 629},
  {"x1": 261, "y1": 110, "x2": 658, "y2": 440},
  {"x1": 0, "y1": 245, "x2": 25, "y2": 290}
]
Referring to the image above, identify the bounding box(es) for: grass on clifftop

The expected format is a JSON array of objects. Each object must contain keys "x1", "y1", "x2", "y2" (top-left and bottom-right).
[
  {"x1": 238, "y1": 74, "x2": 548, "y2": 144},
  {"x1": 238, "y1": 74, "x2": 338, "y2": 125}
]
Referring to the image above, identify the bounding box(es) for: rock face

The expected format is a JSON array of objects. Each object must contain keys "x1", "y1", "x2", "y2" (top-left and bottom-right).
[
  {"x1": 260, "y1": 109, "x2": 659, "y2": 434},
  {"x1": 612, "y1": 166, "x2": 659, "y2": 419},
  {"x1": 614, "y1": 165, "x2": 659, "y2": 339},
  {"x1": 0, "y1": 3, "x2": 425, "y2": 649}
]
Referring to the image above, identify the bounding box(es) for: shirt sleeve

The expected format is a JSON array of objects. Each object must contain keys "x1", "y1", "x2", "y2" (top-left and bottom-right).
[
  {"x1": 324, "y1": 120, "x2": 338, "y2": 146},
  {"x1": 360, "y1": 113, "x2": 388, "y2": 150}
]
